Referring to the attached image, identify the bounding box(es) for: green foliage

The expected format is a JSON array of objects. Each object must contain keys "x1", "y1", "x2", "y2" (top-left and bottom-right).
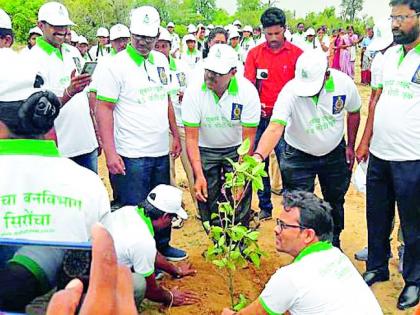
[
  {"x1": 340, "y1": 0, "x2": 364, "y2": 22},
  {"x1": 204, "y1": 138, "x2": 268, "y2": 308}
]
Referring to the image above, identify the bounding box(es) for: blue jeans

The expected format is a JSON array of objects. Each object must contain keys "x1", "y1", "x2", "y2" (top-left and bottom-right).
[
  {"x1": 110, "y1": 155, "x2": 171, "y2": 251},
  {"x1": 366, "y1": 154, "x2": 420, "y2": 285},
  {"x1": 70, "y1": 148, "x2": 98, "y2": 173},
  {"x1": 280, "y1": 139, "x2": 351, "y2": 239},
  {"x1": 254, "y1": 117, "x2": 284, "y2": 213}
]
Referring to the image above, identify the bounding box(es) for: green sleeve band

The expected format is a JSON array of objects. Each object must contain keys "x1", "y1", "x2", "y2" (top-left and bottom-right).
[
  {"x1": 241, "y1": 122, "x2": 259, "y2": 127},
  {"x1": 143, "y1": 268, "x2": 155, "y2": 277},
  {"x1": 182, "y1": 121, "x2": 200, "y2": 127},
  {"x1": 258, "y1": 296, "x2": 283, "y2": 315},
  {"x1": 347, "y1": 106, "x2": 361, "y2": 113},
  {"x1": 89, "y1": 88, "x2": 97, "y2": 93},
  {"x1": 96, "y1": 95, "x2": 118, "y2": 103},
  {"x1": 9, "y1": 255, "x2": 50, "y2": 293},
  {"x1": 270, "y1": 119, "x2": 287, "y2": 126}
]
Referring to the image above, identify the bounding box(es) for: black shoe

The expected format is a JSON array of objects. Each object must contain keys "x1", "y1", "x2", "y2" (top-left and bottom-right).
[
  {"x1": 362, "y1": 270, "x2": 389, "y2": 286},
  {"x1": 258, "y1": 210, "x2": 272, "y2": 221},
  {"x1": 397, "y1": 285, "x2": 420, "y2": 310}
]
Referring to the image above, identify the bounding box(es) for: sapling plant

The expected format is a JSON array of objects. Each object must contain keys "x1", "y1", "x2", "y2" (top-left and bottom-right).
[{"x1": 203, "y1": 138, "x2": 268, "y2": 310}]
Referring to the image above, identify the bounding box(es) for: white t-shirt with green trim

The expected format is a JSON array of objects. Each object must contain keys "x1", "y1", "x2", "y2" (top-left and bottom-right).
[
  {"x1": 28, "y1": 38, "x2": 98, "y2": 158},
  {"x1": 167, "y1": 57, "x2": 189, "y2": 126},
  {"x1": 95, "y1": 45, "x2": 171, "y2": 158},
  {"x1": 370, "y1": 52, "x2": 384, "y2": 90},
  {"x1": 103, "y1": 206, "x2": 156, "y2": 277},
  {"x1": 259, "y1": 247, "x2": 382, "y2": 315},
  {"x1": 370, "y1": 44, "x2": 420, "y2": 161},
  {"x1": 181, "y1": 76, "x2": 261, "y2": 148},
  {"x1": 181, "y1": 49, "x2": 201, "y2": 72},
  {"x1": 271, "y1": 69, "x2": 361, "y2": 156},
  {"x1": 0, "y1": 140, "x2": 110, "y2": 243}
]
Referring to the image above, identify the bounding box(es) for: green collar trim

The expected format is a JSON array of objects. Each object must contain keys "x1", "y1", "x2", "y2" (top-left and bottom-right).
[
  {"x1": 325, "y1": 74, "x2": 335, "y2": 93},
  {"x1": 0, "y1": 140, "x2": 60, "y2": 157},
  {"x1": 36, "y1": 37, "x2": 63, "y2": 61},
  {"x1": 415, "y1": 43, "x2": 420, "y2": 54},
  {"x1": 398, "y1": 43, "x2": 420, "y2": 66},
  {"x1": 201, "y1": 76, "x2": 239, "y2": 103},
  {"x1": 169, "y1": 56, "x2": 177, "y2": 71},
  {"x1": 233, "y1": 44, "x2": 240, "y2": 52},
  {"x1": 126, "y1": 44, "x2": 154, "y2": 67},
  {"x1": 136, "y1": 207, "x2": 154, "y2": 237},
  {"x1": 186, "y1": 48, "x2": 198, "y2": 56},
  {"x1": 311, "y1": 95, "x2": 319, "y2": 105},
  {"x1": 110, "y1": 47, "x2": 117, "y2": 56},
  {"x1": 294, "y1": 241, "x2": 333, "y2": 263}
]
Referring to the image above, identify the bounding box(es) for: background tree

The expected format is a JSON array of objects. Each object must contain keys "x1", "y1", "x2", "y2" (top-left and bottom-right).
[{"x1": 341, "y1": 0, "x2": 364, "y2": 21}]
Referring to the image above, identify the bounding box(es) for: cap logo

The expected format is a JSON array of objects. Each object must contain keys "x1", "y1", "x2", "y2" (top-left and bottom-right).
[
  {"x1": 117, "y1": 26, "x2": 121, "y2": 31},
  {"x1": 144, "y1": 14, "x2": 150, "y2": 24},
  {"x1": 376, "y1": 29, "x2": 382, "y2": 38},
  {"x1": 58, "y1": 6, "x2": 65, "y2": 16},
  {"x1": 301, "y1": 69, "x2": 308, "y2": 79},
  {"x1": 215, "y1": 48, "x2": 221, "y2": 58}
]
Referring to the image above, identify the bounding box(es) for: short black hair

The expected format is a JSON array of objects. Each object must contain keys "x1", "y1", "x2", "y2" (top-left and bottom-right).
[
  {"x1": 203, "y1": 27, "x2": 228, "y2": 59},
  {"x1": 297, "y1": 22, "x2": 305, "y2": 27},
  {"x1": 282, "y1": 190, "x2": 334, "y2": 242},
  {"x1": 390, "y1": 0, "x2": 420, "y2": 12},
  {"x1": 261, "y1": 7, "x2": 286, "y2": 28},
  {"x1": 0, "y1": 27, "x2": 12, "y2": 39}
]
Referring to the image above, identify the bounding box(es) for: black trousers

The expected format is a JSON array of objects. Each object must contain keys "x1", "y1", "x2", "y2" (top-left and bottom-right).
[{"x1": 366, "y1": 154, "x2": 420, "y2": 285}]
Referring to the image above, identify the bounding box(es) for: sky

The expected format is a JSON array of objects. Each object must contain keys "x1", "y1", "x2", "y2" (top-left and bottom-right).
[{"x1": 215, "y1": 0, "x2": 391, "y2": 23}]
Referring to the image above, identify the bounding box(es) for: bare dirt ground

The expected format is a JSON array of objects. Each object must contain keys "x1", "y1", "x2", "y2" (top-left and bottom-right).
[{"x1": 98, "y1": 70, "x2": 412, "y2": 315}]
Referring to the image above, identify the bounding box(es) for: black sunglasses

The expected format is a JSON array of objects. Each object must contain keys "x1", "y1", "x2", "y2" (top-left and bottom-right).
[{"x1": 276, "y1": 218, "x2": 310, "y2": 232}]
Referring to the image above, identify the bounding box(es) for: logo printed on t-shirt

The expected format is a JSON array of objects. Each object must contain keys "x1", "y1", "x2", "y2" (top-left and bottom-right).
[
  {"x1": 176, "y1": 72, "x2": 186, "y2": 87},
  {"x1": 332, "y1": 95, "x2": 346, "y2": 114},
  {"x1": 157, "y1": 67, "x2": 168, "y2": 85},
  {"x1": 411, "y1": 64, "x2": 420, "y2": 84},
  {"x1": 231, "y1": 103, "x2": 243, "y2": 120}
]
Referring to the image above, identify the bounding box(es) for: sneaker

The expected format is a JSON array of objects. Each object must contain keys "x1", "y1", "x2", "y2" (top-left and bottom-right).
[
  {"x1": 258, "y1": 210, "x2": 272, "y2": 221},
  {"x1": 155, "y1": 269, "x2": 164, "y2": 280},
  {"x1": 171, "y1": 217, "x2": 184, "y2": 229},
  {"x1": 398, "y1": 245, "x2": 404, "y2": 274},
  {"x1": 355, "y1": 247, "x2": 368, "y2": 261},
  {"x1": 161, "y1": 246, "x2": 188, "y2": 262}
]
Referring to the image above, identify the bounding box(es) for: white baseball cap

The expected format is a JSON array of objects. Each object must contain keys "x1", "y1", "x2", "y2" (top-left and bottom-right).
[
  {"x1": 29, "y1": 26, "x2": 43, "y2": 36},
  {"x1": 207, "y1": 24, "x2": 215, "y2": 30},
  {"x1": 184, "y1": 34, "x2": 196, "y2": 42},
  {"x1": 78, "y1": 35, "x2": 88, "y2": 45},
  {"x1": 0, "y1": 9, "x2": 12, "y2": 29},
  {"x1": 38, "y1": 2, "x2": 74, "y2": 26},
  {"x1": 110, "y1": 23, "x2": 130, "y2": 40},
  {"x1": 229, "y1": 29, "x2": 240, "y2": 40},
  {"x1": 305, "y1": 28, "x2": 316, "y2": 36},
  {"x1": 243, "y1": 25, "x2": 253, "y2": 33},
  {"x1": 167, "y1": 21, "x2": 175, "y2": 28},
  {"x1": 96, "y1": 27, "x2": 109, "y2": 37},
  {"x1": 130, "y1": 6, "x2": 160, "y2": 37},
  {"x1": 70, "y1": 30, "x2": 78, "y2": 42},
  {"x1": 367, "y1": 21, "x2": 393, "y2": 52},
  {"x1": 290, "y1": 50, "x2": 328, "y2": 97},
  {"x1": 204, "y1": 44, "x2": 238, "y2": 75},
  {"x1": 158, "y1": 27, "x2": 172, "y2": 42},
  {"x1": 187, "y1": 24, "x2": 197, "y2": 33},
  {"x1": 233, "y1": 19, "x2": 241, "y2": 26},
  {"x1": 147, "y1": 185, "x2": 188, "y2": 220}
]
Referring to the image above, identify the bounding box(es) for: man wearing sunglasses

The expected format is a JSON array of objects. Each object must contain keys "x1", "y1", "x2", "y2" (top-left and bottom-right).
[
  {"x1": 222, "y1": 190, "x2": 382, "y2": 315},
  {"x1": 95, "y1": 6, "x2": 184, "y2": 263},
  {"x1": 183, "y1": 44, "x2": 260, "y2": 229}
]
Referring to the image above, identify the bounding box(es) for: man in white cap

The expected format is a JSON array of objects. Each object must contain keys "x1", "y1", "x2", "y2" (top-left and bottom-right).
[
  {"x1": 354, "y1": 20, "x2": 395, "y2": 264},
  {"x1": 109, "y1": 23, "x2": 130, "y2": 55},
  {"x1": 357, "y1": 0, "x2": 420, "y2": 309},
  {"x1": 181, "y1": 34, "x2": 201, "y2": 71},
  {"x1": 182, "y1": 44, "x2": 260, "y2": 229},
  {"x1": 69, "y1": 29, "x2": 78, "y2": 46},
  {"x1": 291, "y1": 22, "x2": 307, "y2": 50},
  {"x1": 0, "y1": 8, "x2": 13, "y2": 48},
  {"x1": 240, "y1": 25, "x2": 256, "y2": 60},
  {"x1": 229, "y1": 28, "x2": 245, "y2": 64},
  {"x1": 77, "y1": 35, "x2": 91, "y2": 61},
  {"x1": 28, "y1": 1, "x2": 99, "y2": 172},
  {"x1": 89, "y1": 26, "x2": 110, "y2": 61},
  {"x1": 20, "y1": 26, "x2": 43, "y2": 55},
  {"x1": 182, "y1": 24, "x2": 197, "y2": 53},
  {"x1": 233, "y1": 19, "x2": 242, "y2": 30},
  {"x1": 196, "y1": 23, "x2": 206, "y2": 51},
  {"x1": 302, "y1": 28, "x2": 319, "y2": 51},
  {"x1": 95, "y1": 6, "x2": 183, "y2": 261},
  {"x1": 167, "y1": 21, "x2": 180, "y2": 58},
  {"x1": 154, "y1": 28, "x2": 198, "y2": 216},
  {"x1": 252, "y1": 50, "x2": 361, "y2": 248},
  {"x1": 103, "y1": 184, "x2": 199, "y2": 308}
]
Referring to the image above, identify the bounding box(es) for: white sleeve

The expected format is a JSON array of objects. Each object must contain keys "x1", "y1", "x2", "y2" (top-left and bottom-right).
[
  {"x1": 370, "y1": 54, "x2": 384, "y2": 89},
  {"x1": 240, "y1": 80, "x2": 261, "y2": 127},
  {"x1": 270, "y1": 84, "x2": 294, "y2": 126},
  {"x1": 130, "y1": 241, "x2": 157, "y2": 277},
  {"x1": 259, "y1": 268, "x2": 298, "y2": 314},
  {"x1": 181, "y1": 84, "x2": 201, "y2": 127},
  {"x1": 344, "y1": 78, "x2": 362, "y2": 113},
  {"x1": 95, "y1": 61, "x2": 120, "y2": 103}
]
